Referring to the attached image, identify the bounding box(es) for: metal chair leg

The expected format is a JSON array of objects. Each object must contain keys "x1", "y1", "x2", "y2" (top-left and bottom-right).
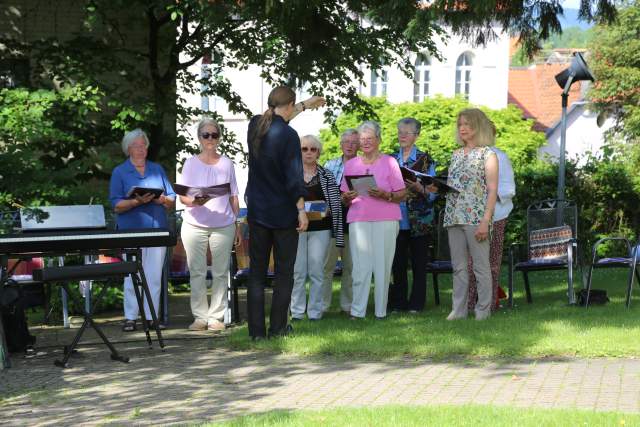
[
  {"x1": 626, "y1": 261, "x2": 637, "y2": 308},
  {"x1": 523, "y1": 272, "x2": 532, "y2": 303},
  {"x1": 432, "y1": 274, "x2": 440, "y2": 306},
  {"x1": 585, "y1": 264, "x2": 594, "y2": 308}
]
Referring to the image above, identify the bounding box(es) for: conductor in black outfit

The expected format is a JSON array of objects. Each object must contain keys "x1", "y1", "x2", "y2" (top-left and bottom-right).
[{"x1": 246, "y1": 85, "x2": 325, "y2": 340}]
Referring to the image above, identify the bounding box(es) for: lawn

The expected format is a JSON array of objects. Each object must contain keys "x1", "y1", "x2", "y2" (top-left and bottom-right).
[
  {"x1": 209, "y1": 404, "x2": 638, "y2": 426},
  {"x1": 227, "y1": 268, "x2": 640, "y2": 359}
]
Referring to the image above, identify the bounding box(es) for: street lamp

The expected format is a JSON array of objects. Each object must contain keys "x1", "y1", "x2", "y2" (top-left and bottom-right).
[{"x1": 554, "y1": 52, "x2": 595, "y2": 201}]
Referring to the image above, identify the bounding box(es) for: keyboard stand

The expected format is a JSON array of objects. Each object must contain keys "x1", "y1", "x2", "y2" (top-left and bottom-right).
[{"x1": 33, "y1": 253, "x2": 164, "y2": 368}]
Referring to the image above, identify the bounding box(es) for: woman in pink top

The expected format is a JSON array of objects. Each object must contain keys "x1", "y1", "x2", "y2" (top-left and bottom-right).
[
  {"x1": 341, "y1": 120, "x2": 406, "y2": 319},
  {"x1": 178, "y1": 118, "x2": 240, "y2": 332}
]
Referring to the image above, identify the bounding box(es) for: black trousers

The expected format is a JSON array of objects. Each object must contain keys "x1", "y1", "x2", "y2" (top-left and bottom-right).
[
  {"x1": 247, "y1": 222, "x2": 298, "y2": 338},
  {"x1": 389, "y1": 231, "x2": 429, "y2": 311}
]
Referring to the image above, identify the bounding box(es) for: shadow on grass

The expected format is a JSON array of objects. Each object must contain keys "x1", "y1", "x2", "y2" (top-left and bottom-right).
[{"x1": 227, "y1": 268, "x2": 640, "y2": 360}]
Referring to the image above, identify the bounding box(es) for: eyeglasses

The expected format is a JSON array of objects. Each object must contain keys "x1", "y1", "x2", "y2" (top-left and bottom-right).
[
  {"x1": 359, "y1": 137, "x2": 377, "y2": 144},
  {"x1": 301, "y1": 146, "x2": 318, "y2": 153},
  {"x1": 200, "y1": 132, "x2": 220, "y2": 140},
  {"x1": 398, "y1": 131, "x2": 418, "y2": 137}
]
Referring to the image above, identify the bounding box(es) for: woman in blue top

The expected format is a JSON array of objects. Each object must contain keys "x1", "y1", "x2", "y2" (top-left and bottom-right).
[{"x1": 109, "y1": 129, "x2": 175, "y2": 332}]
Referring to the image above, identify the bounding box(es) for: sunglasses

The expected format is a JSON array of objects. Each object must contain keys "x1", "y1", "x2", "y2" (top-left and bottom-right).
[
  {"x1": 200, "y1": 132, "x2": 220, "y2": 140},
  {"x1": 301, "y1": 146, "x2": 318, "y2": 153}
]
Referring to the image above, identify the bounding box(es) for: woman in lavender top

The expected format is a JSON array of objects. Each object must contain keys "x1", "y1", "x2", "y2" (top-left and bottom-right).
[{"x1": 178, "y1": 118, "x2": 240, "y2": 332}]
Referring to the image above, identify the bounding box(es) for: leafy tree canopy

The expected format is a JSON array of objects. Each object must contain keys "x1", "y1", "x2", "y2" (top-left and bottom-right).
[
  {"x1": 588, "y1": 0, "x2": 640, "y2": 141},
  {"x1": 0, "y1": 0, "x2": 617, "y2": 209}
]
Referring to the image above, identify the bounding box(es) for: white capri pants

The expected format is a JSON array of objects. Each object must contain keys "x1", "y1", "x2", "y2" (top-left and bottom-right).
[
  {"x1": 349, "y1": 220, "x2": 399, "y2": 318},
  {"x1": 291, "y1": 229, "x2": 332, "y2": 320}
]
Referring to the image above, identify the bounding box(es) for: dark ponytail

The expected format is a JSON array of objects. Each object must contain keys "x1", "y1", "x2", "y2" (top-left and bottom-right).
[{"x1": 249, "y1": 86, "x2": 296, "y2": 156}]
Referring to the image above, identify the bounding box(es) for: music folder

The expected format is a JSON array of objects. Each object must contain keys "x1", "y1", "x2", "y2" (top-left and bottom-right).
[
  {"x1": 173, "y1": 182, "x2": 231, "y2": 199},
  {"x1": 345, "y1": 175, "x2": 377, "y2": 196},
  {"x1": 399, "y1": 167, "x2": 459, "y2": 194},
  {"x1": 126, "y1": 186, "x2": 164, "y2": 199}
]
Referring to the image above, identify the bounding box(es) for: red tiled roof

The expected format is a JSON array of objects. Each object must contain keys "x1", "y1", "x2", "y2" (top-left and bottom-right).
[{"x1": 508, "y1": 64, "x2": 583, "y2": 132}]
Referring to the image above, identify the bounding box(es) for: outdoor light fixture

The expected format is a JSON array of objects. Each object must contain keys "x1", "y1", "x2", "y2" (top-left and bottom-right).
[{"x1": 554, "y1": 52, "x2": 595, "y2": 202}]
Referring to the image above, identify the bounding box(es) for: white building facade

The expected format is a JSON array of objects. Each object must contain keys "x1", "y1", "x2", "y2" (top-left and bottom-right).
[{"x1": 179, "y1": 27, "x2": 512, "y2": 205}]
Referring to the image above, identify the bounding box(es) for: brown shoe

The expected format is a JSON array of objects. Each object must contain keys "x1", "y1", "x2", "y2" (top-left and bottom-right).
[
  {"x1": 207, "y1": 320, "x2": 226, "y2": 331},
  {"x1": 188, "y1": 319, "x2": 208, "y2": 331}
]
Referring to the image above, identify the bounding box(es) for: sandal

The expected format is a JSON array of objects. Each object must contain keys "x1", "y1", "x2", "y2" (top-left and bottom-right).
[{"x1": 122, "y1": 319, "x2": 136, "y2": 332}]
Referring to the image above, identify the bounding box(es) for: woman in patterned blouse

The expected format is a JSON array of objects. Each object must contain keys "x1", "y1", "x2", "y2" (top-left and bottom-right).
[{"x1": 444, "y1": 108, "x2": 498, "y2": 321}]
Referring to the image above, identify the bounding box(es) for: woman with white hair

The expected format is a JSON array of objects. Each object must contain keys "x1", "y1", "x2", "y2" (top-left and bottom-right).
[
  {"x1": 177, "y1": 117, "x2": 240, "y2": 332},
  {"x1": 341, "y1": 121, "x2": 406, "y2": 319},
  {"x1": 290, "y1": 135, "x2": 343, "y2": 321},
  {"x1": 109, "y1": 128, "x2": 176, "y2": 332}
]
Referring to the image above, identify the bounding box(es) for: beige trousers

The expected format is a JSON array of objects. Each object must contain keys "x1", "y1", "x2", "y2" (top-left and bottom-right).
[
  {"x1": 447, "y1": 225, "x2": 492, "y2": 319},
  {"x1": 181, "y1": 221, "x2": 235, "y2": 324}
]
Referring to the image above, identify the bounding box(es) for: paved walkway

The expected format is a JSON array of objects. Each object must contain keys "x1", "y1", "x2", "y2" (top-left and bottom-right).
[
  {"x1": 2, "y1": 293, "x2": 640, "y2": 425},
  {"x1": 2, "y1": 324, "x2": 640, "y2": 426}
]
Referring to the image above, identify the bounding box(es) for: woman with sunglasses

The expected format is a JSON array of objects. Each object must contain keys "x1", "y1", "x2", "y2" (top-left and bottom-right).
[
  {"x1": 177, "y1": 117, "x2": 241, "y2": 332},
  {"x1": 291, "y1": 135, "x2": 343, "y2": 321}
]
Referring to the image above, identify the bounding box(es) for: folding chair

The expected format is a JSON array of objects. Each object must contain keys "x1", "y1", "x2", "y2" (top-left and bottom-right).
[
  {"x1": 584, "y1": 237, "x2": 640, "y2": 307},
  {"x1": 508, "y1": 199, "x2": 579, "y2": 306}
]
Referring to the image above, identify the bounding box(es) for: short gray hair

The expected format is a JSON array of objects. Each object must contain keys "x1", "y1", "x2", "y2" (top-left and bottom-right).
[
  {"x1": 121, "y1": 128, "x2": 149, "y2": 156},
  {"x1": 358, "y1": 120, "x2": 381, "y2": 140},
  {"x1": 301, "y1": 134, "x2": 323, "y2": 155},
  {"x1": 196, "y1": 117, "x2": 220, "y2": 137},
  {"x1": 397, "y1": 117, "x2": 421, "y2": 134},
  {"x1": 340, "y1": 128, "x2": 358, "y2": 142}
]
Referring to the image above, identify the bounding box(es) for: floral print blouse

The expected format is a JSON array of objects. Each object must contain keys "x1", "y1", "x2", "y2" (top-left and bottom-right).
[{"x1": 444, "y1": 146, "x2": 496, "y2": 227}]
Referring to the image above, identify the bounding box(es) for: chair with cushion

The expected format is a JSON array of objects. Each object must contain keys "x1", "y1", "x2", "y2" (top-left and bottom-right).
[
  {"x1": 425, "y1": 210, "x2": 453, "y2": 306},
  {"x1": 508, "y1": 199, "x2": 579, "y2": 306},
  {"x1": 584, "y1": 237, "x2": 640, "y2": 307}
]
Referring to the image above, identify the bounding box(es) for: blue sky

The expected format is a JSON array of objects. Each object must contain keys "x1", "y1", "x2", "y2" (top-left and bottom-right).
[{"x1": 562, "y1": 0, "x2": 581, "y2": 8}]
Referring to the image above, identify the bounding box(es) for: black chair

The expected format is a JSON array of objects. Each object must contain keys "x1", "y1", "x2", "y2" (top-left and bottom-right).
[
  {"x1": 584, "y1": 237, "x2": 640, "y2": 307},
  {"x1": 508, "y1": 199, "x2": 579, "y2": 306},
  {"x1": 425, "y1": 211, "x2": 453, "y2": 306}
]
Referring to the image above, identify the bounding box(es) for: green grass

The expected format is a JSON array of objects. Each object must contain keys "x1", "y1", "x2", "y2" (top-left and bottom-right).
[
  {"x1": 228, "y1": 269, "x2": 640, "y2": 359},
  {"x1": 208, "y1": 404, "x2": 639, "y2": 426}
]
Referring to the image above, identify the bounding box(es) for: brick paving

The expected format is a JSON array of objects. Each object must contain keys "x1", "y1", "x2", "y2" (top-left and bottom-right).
[{"x1": 2, "y1": 322, "x2": 640, "y2": 426}]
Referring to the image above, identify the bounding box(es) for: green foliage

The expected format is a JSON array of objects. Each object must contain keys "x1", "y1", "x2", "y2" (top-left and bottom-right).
[
  {"x1": 45, "y1": 285, "x2": 123, "y2": 320},
  {"x1": 318, "y1": 96, "x2": 545, "y2": 175},
  {"x1": 588, "y1": 0, "x2": 640, "y2": 141},
  {"x1": 317, "y1": 96, "x2": 640, "y2": 255},
  {"x1": 0, "y1": 86, "x2": 121, "y2": 209}
]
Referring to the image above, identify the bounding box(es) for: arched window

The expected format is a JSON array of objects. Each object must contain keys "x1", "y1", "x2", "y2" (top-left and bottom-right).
[
  {"x1": 455, "y1": 52, "x2": 474, "y2": 98},
  {"x1": 370, "y1": 68, "x2": 388, "y2": 97},
  {"x1": 413, "y1": 53, "x2": 431, "y2": 102}
]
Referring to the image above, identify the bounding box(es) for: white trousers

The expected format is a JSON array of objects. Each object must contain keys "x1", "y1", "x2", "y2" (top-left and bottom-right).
[
  {"x1": 291, "y1": 230, "x2": 331, "y2": 320},
  {"x1": 123, "y1": 246, "x2": 166, "y2": 321},
  {"x1": 181, "y1": 221, "x2": 235, "y2": 324},
  {"x1": 349, "y1": 221, "x2": 399, "y2": 318},
  {"x1": 322, "y1": 235, "x2": 353, "y2": 313}
]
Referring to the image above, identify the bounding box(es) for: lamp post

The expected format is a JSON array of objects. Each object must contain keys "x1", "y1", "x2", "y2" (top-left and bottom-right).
[{"x1": 554, "y1": 52, "x2": 595, "y2": 201}]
